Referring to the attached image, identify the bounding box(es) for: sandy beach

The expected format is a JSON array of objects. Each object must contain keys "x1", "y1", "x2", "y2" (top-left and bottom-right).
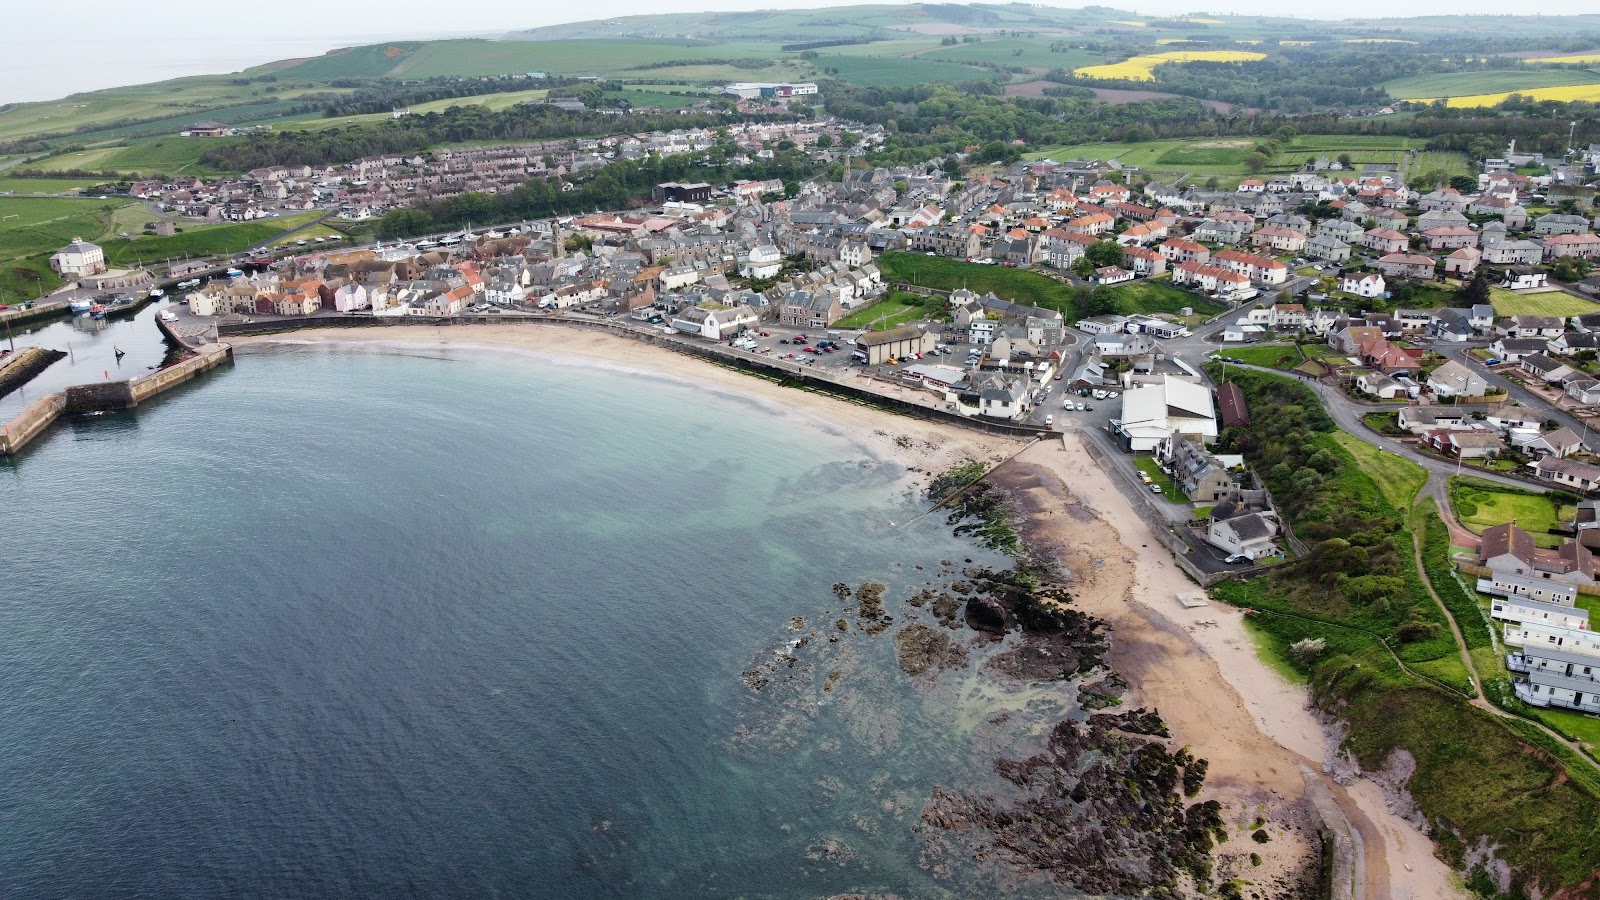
[{"x1": 227, "y1": 325, "x2": 1461, "y2": 900}]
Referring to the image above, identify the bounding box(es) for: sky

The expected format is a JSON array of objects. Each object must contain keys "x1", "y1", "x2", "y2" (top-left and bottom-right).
[{"x1": 4, "y1": 0, "x2": 1599, "y2": 104}]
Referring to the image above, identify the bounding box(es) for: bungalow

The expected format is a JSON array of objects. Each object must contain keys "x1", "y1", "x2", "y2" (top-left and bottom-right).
[
  {"x1": 1362, "y1": 337, "x2": 1423, "y2": 376},
  {"x1": 1536, "y1": 457, "x2": 1600, "y2": 493},
  {"x1": 1095, "y1": 265, "x2": 1135, "y2": 286},
  {"x1": 1520, "y1": 426, "x2": 1583, "y2": 459},
  {"x1": 1567, "y1": 377, "x2": 1600, "y2": 405},
  {"x1": 1492, "y1": 337, "x2": 1551, "y2": 363},
  {"x1": 1377, "y1": 253, "x2": 1437, "y2": 281},
  {"x1": 1356, "y1": 371, "x2": 1405, "y2": 399},
  {"x1": 1429, "y1": 308, "x2": 1476, "y2": 343},
  {"x1": 1500, "y1": 265, "x2": 1555, "y2": 292},
  {"x1": 1429, "y1": 429, "x2": 1504, "y2": 459},
  {"x1": 1398, "y1": 405, "x2": 1471, "y2": 434},
  {"x1": 1427, "y1": 359, "x2": 1488, "y2": 398},
  {"x1": 672, "y1": 304, "x2": 760, "y2": 341},
  {"x1": 1520, "y1": 352, "x2": 1566, "y2": 380},
  {"x1": 1501, "y1": 314, "x2": 1564, "y2": 338},
  {"x1": 1076, "y1": 314, "x2": 1132, "y2": 335},
  {"x1": 1094, "y1": 331, "x2": 1156, "y2": 357}
]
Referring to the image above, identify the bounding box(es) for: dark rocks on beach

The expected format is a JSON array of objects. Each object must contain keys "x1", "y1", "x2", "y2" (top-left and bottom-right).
[
  {"x1": 855, "y1": 582, "x2": 892, "y2": 635},
  {"x1": 963, "y1": 595, "x2": 1010, "y2": 634},
  {"x1": 894, "y1": 623, "x2": 968, "y2": 676},
  {"x1": 920, "y1": 715, "x2": 1223, "y2": 898}
]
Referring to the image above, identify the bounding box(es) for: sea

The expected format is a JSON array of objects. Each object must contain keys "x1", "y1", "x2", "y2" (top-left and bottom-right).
[{"x1": 0, "y1": 343, "x2": 1083, "y2": 899}]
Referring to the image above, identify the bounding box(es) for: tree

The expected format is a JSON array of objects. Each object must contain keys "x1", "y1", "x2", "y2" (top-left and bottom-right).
[
  {"x1": 1289, "y1": 637, "x2": 1326, "y2": 666},
  {"x1": 1461, "y1": 268, "x2": 1491, "y2": 305},
  {"x1": 1085, "y1": 240, "x2": 1124, "y2": 268},
  {"x1": 814, "y1": 134, "x2": 833, "y2": 149},
  {"x1": 1449, "y1": 175, "x2": 1477, "y2": 192},
  {"x1": 1337, "y1": 153, "x2": 1353, "y2": 169},
  {"x1": 1244, "y1": 152, "x2": 1269, "y2": 174},
  {"x1": 1071, "y1": 256, "x2": 1095, "y2": 279}
]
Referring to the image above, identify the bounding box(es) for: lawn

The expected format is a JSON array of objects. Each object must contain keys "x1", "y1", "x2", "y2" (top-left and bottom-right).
[
  {"x1": 0, "y1": 175, "x2": 117, "y2": 194},
  {"x1": 877, "y1": 252, "x2": 1084, "y2": 318},
  {"x1": 834, "y1": 293, "x2": 933, "y2": 330},
  {"x1": 1333, "y1": 432, "x2": 1427, "y2": 509},
  {"x1": 1133, "y1": 456, "x2": 1181, "y2": 498},
  {"x1": 1490, "y1": 288, "x2": 1598, "y2": 317},
  {"x1": 1449, "y1": 476, "x2": 1574, "y2": 547},
  {"x1": 1216, "y1": 344, "x2": 1302, "y2": 369}
]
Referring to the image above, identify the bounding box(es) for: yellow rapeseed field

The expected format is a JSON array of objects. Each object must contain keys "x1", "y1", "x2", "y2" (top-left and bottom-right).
[
  {"x1": 1346, "y1": 38, "x2": 1418, "y2": 44},
  {"x1": 1529, "y1": 53, "x2": 1600, "y2": 64},
  {"x1": 1410, "y1": 84, "x2": 1600, "y2": 107},
  {"x1": 1280, "y1": 41, "x2": 1317, "y2": 46},
  {"x1": 1074, "y1": 50, "x2": 1266, "y2": 82}
]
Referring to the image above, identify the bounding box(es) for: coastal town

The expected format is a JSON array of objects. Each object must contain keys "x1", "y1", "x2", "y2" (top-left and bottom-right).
[{"x1": 12, "y1": 41, "x2": 1600, "y2": 900}]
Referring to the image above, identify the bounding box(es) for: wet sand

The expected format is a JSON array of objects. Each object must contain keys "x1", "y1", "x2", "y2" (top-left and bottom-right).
[{"x1": 227, "y1": 326, "x2": 1462, "y2": 900}]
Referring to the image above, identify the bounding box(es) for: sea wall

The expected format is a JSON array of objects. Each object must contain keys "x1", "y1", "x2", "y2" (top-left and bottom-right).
[{"x1": 0, "y1": 392, "x2": 66, "y2": 456}]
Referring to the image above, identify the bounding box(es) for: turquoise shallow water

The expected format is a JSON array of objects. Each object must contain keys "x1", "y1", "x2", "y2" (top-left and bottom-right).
[{"x1": 0, "y1": 344, "x2": 1075, "y2": 899}]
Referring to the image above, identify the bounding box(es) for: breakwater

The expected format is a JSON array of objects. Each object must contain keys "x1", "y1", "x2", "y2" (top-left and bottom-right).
[
  {"x1": 0, "y1": 347, "x2": 67, "y2": 398},
  {"x1": 0, "y1": 343, "x2": 233, "y2": 456}
]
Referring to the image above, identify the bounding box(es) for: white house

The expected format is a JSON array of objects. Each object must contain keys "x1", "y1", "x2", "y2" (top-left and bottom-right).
[
  {"x1": 1342, "y1": 272, "x2": 1386, "y2": 298},
  {"x1": 1207, "y1": 511, "x2": 1279, "y2": 560},
  {"x1": 740, "y1": 244, "x2": 783, "y2": 280},
  {"x1": 49, "y1": 237, "x2": 107, "y2": 278}
]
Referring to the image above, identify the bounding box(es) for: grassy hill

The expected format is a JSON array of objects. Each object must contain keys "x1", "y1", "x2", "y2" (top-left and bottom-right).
[{"x1": 1385, "y1": 69, "x2": 1600, "y2": 100}]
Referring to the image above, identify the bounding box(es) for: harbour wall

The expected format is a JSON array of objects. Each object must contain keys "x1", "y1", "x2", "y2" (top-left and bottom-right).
[
  {"x1": 1, "y1": 343, "x2": 233, "y2": 456},
  {"x1": 0, "y1": 347, "x2": 68, "y2": 399}
]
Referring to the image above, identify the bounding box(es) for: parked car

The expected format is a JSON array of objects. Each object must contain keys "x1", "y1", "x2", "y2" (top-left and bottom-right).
[{"x1": 1044, "y1": 415, "x2": 1054, "y2": 426}]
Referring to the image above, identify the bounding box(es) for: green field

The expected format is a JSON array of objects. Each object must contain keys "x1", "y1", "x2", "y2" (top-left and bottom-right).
[
  {"x1": 0, "y1": 175, "x2": 116, "y2": 194},
  {"x1": 0, "y1": 195, "x2": 137, "y2": 299},
  {"x1": 26, "y1": 136, "x2": 227, "y2": 177},
  {"x1": 1450, "y1": 476, "x2": 1574, "y2": 547},
  {"x1": 1333, "y1": 431, "x2": 1427, "y2": 509},
  {"x1": 1385, "y1": 68, "x2": 1600, "y2": 100},
  {"x1": 877, "y1": 252, "x2": 1084, "y2": 318},
  {"x1": 1490, "y1": 287, "x2": 1598, "y2": 317},
  {"x1": 919, "y1": 37, "x2": 1104, "y2": 71},
  {"x1": 99, "y1": 212, "x2": 324, "y2": 266},
  {"x1": 815, "y1": 54, "x2": 993, "y2": 86},
  {"x1": 1409, "y1": 150, "x2": 1471, "y2": 181},
  {"x1": 1108, "y1": 278, "x2": 1225, "y2": 317},
  {"x1": 273, "y1": 38, "x2": 788, "y2": 80},
  {"x1": 0, "y1": 74, "x2": 335, "y2": 144},
  {"x1": 834, "y1": 293, "x2": 933, "y2": 329}
]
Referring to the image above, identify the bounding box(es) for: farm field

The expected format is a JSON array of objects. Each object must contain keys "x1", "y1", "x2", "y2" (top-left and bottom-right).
[
  {"x1": 920, "y1": 38, "x2": 1104, "y2": 71},
  {"x1": 0, "y1": 75, "x2": 334, "y2": 144},
  {"x1": 271, "y1": 39, "x2": 771, "y2": 80},
  {"x1": 1029, "y1": 134, "x2": 1425, "y2": 180},
  {"x1": 99, "y1": 212, "x2": 325, "y2": 267},
  {"x1": 25, "y1": 137, "x2": 228, "y2": 177},
  {"x1": 1421, "y1": 84, "x2": 1600, "y2": 107},
  {"x1": 1385, "y1": 68, "x2": 1600, "y2": 100},
  {"x1": 1489, "y1": 288, "x2": 1598, "y2": 317},
  {"x1": 814, "y1": 54, "x2": 991, "y2": 86},
  {"x1": 1528, "y1": 53, "x2": 1600, "y2": 64},
  {"x1": 0, "y1": 175, "x2": 116, "y2": 194},
  {"x1": 0, "y1": 196, "x2": 133, "y2": 258},
  {"x1": 1074, "y1": 50, "x2": 1265, "y2": 82},
  {"x1": 284, "y1": 88, "x2": 554, "y2": 132}
]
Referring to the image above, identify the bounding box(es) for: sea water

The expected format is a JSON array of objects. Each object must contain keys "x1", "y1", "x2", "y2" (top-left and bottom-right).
[{"x1": 0, "y1": 343, "x2": 1080, "y2": 899}]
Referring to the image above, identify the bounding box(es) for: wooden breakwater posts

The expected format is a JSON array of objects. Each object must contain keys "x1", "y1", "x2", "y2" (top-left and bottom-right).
[
  {"x1": 0, "y1": 347, "x2": 68, "y2": 399},
  {"x1": 0, "y1": 343, "x2": 233, "y2": 456}
]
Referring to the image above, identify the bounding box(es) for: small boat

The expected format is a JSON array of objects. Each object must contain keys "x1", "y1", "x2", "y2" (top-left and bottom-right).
[
  {"x1": 91, "y1": 305, "x2": 106, "y2": 320},
  {"x1": 148, "y1": 288, "x2": 165, "y2": 299},
  {"x1": 160, "y1": 310, "x2": 178, "y2": 323},
  {"x1": 114, "y1": 347, "x2": 126, "y2": 359},
  {"x1": 69, "y1": 298, "x2": 94, "y2": 313}
]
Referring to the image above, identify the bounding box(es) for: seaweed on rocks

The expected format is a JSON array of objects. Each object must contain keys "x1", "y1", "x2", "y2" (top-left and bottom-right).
[
  {"x1": 855, "y1": 582, "x2": 893, "y2": 635},
  {"x1": 919, "y1": 716, "x2": 1223, "y2": 897},
  {"x1": 894, "y1": 623, "x2": 969, "y2": 676}
]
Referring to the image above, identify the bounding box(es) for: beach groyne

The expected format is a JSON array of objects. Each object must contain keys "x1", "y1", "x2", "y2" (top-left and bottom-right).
[
  {"x1": 0, "y1": 347, "x2": 67, "y2": 398},
  {"x1": 0, "y1": 343, "x2": 233, "y2": 456}
]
